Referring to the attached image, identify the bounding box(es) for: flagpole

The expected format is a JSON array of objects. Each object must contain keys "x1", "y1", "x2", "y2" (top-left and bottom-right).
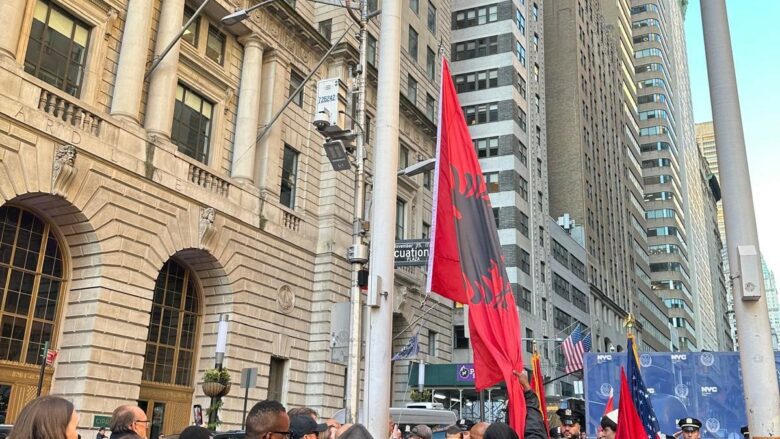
[
  {"x1": 363, "y1": 0, "x2": 402, "y2": 436},
  {"x1": 36, "y1": 340, "x2": 49, "y2": 397}
]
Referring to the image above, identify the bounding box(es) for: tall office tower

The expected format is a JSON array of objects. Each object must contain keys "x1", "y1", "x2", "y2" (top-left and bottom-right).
[
  {"x1": 599, "y1": 0, "x2": 669, "y2": 352},
  {"x1": 449, "y1": 0, "x2": 589, "y2": 398},
  {"x1": 695, "y1": 121, "x2": 736, "y2": 345},
  {"x1": 763, "y1": 260, "x2": 780, "y2": 349},
  {"x1": 0, "y1": 0, "x2": 456, "y2": 431},
  {"x1": 544, "y1": 0, "x2": 640, "y2": 352},
  {"x1": 631, "y1": 0, "x2": 700, "y2": 351}
]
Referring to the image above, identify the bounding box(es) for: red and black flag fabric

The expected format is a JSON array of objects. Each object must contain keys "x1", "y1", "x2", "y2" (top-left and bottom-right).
[{"x1": 426, "y1": 58, "x2": 526, "y2": 435}]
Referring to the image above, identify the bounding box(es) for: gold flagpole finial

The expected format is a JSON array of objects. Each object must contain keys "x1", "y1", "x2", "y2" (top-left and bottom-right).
[{"x1": 623, "y1": 313, "x2": 636, "y2": 333}]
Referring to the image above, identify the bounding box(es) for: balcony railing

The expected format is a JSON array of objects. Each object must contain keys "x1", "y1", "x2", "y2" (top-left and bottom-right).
[
  {"x1": 38, "y1": 88, "x2": 102, "y2": 136},
  {"x1": 188, "y1": 163, "x2": 230, "y2": 197}
]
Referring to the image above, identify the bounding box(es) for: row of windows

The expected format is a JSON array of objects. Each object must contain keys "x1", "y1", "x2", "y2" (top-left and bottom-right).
[
  {"x1": 645, "y1": 208, "x2": 676, "y2": 220},
  {"x1": 634, "y1": 33, "x2": 663, "y2": 45},
  {"x1": 644, "y1": 174, "x2": 675, "y2": 186},
  {"x1": 649, "y1": 244, "x2": 685, "y2": 257},
  {"x1": 463, "y1": 103, "x2": 499, "y2": 125},
  {"x1": 652, "y1": 280, "x2": 691, "y2": 297},
  {"x1": 454, "y1": 4, "x2": 498, "y2": 28},
  {"x1": 454, "y1": 69, "x2": 499, "y2": 93},
  {"x1": 409, "y1": 0, "x2": 437, "y2": 35},
  {"x1": 634, "y1": 48, "x2": 664, "y2": 59},
  {"x1": 640, "y1": 141, "x2": 676, "y2": 154},
  {"x1": 638, "y1": 109, "x2": 671, "y2": 121},
  {"x1": 641, "y1": 158, "x2": 672, "y2": 169},
  {"x1": 631, "y1": 3, "x2": 661, "y2": 15},
  {"x1": 664, "y1": 298, "x2": 694, "y2": 314},
  {"x1": 632, "y1": 18, "x2": 661, "y2": 29},
  {"x1": 453, "y1": 36, "x2": 498, "y2": 61}
]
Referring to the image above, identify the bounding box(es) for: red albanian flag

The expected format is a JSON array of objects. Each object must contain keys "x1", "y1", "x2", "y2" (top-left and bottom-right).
[{"x1": 426, "y1": 58, "x2": 526, "y2": 436}]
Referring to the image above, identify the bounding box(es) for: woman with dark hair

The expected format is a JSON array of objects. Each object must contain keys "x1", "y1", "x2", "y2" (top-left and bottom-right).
[
  {"x1": 484, "y1": 423, "x2": 518, "y2": 439},
  {"x1": 8, "y1": 395, "x2": 79, "y2": 439}
]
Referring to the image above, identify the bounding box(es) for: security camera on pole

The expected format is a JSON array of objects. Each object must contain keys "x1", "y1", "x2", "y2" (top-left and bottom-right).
[{"x1": 311, "y1": 0, "x2": 370, "y2": 424}]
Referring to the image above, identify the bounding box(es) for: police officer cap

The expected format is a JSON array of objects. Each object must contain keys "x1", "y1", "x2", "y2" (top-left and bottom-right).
[
  {"x1": 556, "y1": 407, "x2": 584, "y2": 425},
  {"x1": 740, "y1": 425, "x2": 749, "y2": 436},
  {"x1": 677, "y1": 418, "x2": 702, "y2": 431}
]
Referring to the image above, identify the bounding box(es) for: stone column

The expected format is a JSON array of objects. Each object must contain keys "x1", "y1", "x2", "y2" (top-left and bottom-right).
[
  {"x1": 255, "y1": 53, "x2": 283, "y2": 191},
  {"x1": 0, "y1": 0, "x2": 27, "y2": 60},
  {"x1": 144, "y1": 0, "x2": 185, "y2": 139},
  {"x1": 230, "y1": 36, "x2": 264, "y2": 183},
  {"x1": 110, "y1": 0, "x2": 154, "y2": 122}
]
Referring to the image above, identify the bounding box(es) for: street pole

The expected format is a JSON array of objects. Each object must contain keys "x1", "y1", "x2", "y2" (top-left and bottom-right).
[
  {"x1": 36, "y1": 340, "x2": 49, "y2": 397},
  {"x1": 363, "y1": 0, "x2": 401, "y2": 437},
  {"x1": 700, "y1": 1, "x2": 780, "y2": 436},
  {"x1": 345, "y1": 0, "x2": 369, "y2": 425}
]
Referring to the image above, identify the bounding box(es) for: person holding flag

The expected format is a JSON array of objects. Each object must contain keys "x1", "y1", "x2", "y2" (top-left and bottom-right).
[
  {"x1": 426, "y1": 58, "x2": 525, "y2": 433},
  {"x1": 512, "y1": 370, "x2": 548, "y2": 439}
]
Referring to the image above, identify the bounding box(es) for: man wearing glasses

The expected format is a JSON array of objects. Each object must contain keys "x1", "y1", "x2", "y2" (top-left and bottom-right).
[
  {"x1": 109, "y1": 405, "x2": 150, "y2": 439},
  {"x1": 246, "y1": 400, "x2": 291, "y2": 439}
]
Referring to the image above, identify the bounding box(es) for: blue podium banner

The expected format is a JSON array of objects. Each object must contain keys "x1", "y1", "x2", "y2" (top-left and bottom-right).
[{"x1": 583, "y1": 351, "x2": 780, "y2": 438}]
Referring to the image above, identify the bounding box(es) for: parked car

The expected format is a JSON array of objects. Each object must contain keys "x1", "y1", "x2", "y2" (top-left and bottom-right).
[{"x1": 0, "y1": 425, "x2": 12, "y2": 439}]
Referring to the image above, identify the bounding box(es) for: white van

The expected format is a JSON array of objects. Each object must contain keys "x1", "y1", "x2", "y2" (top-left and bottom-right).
[{"x1": 332, "y1": 407, "x2": 457, "y2": 431}]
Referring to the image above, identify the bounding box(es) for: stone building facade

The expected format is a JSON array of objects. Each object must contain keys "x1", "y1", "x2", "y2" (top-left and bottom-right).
[{"x1": 0, "y1": 0, "x2": 452, "y2": 435}]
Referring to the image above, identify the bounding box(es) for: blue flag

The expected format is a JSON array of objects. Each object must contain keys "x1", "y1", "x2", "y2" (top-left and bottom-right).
[
  {"x1": 626, "y1": 335, "x2": 660, "y2": 439},
  {"x1": 392, "y1": 333, "x2": 419, "y2": 361}
]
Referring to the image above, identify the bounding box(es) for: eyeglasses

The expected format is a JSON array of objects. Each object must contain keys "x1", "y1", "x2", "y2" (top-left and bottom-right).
[
  {"x1": 135, "y1": 420, "x2": 152, "y2": 425},
  {"x1": 272, "y1": 431, "x2": 292, "y2": 439}
]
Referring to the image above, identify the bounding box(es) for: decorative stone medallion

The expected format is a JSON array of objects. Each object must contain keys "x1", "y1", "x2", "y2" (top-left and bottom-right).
[{"x1": 277, "y1": 285, "x2": 295, "y2": 314}]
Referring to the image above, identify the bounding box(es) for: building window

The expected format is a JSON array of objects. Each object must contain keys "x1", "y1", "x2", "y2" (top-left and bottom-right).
[
  {"x1": 408, "y1": 26, "x2": 418, "y2": 60},
  {"x1": 24, "y1": 0, "x2": 90, "y2": 97},
  {"x1": 454, "y1": 5, "x2": 498, "y2": 29},
  {"x1": 268, "y1": 357, "x2": 287, "y2": 403},
  {"x1": 519, "y1": 212, "x2": 528, "y2": 237},
  {"x1": 423, "y1": 171, "x2": 432, "y2": 190},
  {"x1": 319, "y1": 19, "x2": 332, "y2": 41},
  {"x1": 533, "y1": 63, "x2": 540, "y2": 82},
  {"x1": 539, "y1": 226, "x2": 544, "y2": 247},
  {"x1": 463, "y1": 103, "x2": 499, "y2": 125},
  {"x1": 454, "y1": 325, "x2": 469, "y2": 349},
  {"x1": 427, "y1": 1, "x2": 437, "y2": 34},
  {"x1": 289, "y1": 70, "x2": 304, "y2": 107},
  {"x1": 540, "y1": 261, "x2": 546, "y2": 283},
  {"x1": 516, "y1": 41, "x2": 526, "y2": 66},
  {"x1": 143, "y1": 259, "x2": 200, "y2": 386},
  {"x1": 517, "y1": 73, "x2": 527, "y2": 98},
  {"x1": 533, "y1": 33, "x2": 539, "y2": 51},
  {"x1": 518, "y1": 108, "x2": 527, "y2": 132},
  {"x1": 364, "y1": 114, "x2": 372, "y2": 143},
  {"x1": 367, "y1": 33, "x2": 377, "y2": 67},
  {"x1": 542, "y1": 298, "x2": 548, "y2": 321},
  {"x1": 426, "y1": 94, "x2": 435, "y2": 120},
  {"x1": 520, "y1": 176, "x2": 528, "y2": 201},
  {"x1": 399, "y1": 144, "x2": 409, "y2": 169},
  {"x1": 407, "y1": 75, "x2": 418, "y2": 104},
  {"x1": 516, "y1": 9, "x2": 526, "y2": 35},
  {"x1": 410, "y1": 0, "x2": 419, "y2": 14},
  {"x1": 171, "y1": 83, "x2": 213, "y2": 164},
  {"x1": 280, "y1": 145, "x2": 299, "y2": 209},
  {"x1": 532, "y1": 3, "x2": 539, "y2": 21},
  {"x1": 534, "y1": 94, "x2": 540, "y2": 113},
  {"x1": 454, "y1": 69, "x2": 498, "y2": 93},
  {"x1": 453, "y1": 36, "x2": 498, "y2": 61},
  {"x1": 367, "y1": 0, "x2": 377, "y2": 12},
  {"x1": 525, "y1": 328, "x2": 534, "y2": 353},
  {"x1": 484, "y1": 172, "x2": 499, "y2": 193},
  {"x1": 182, "y1": 6, "x2": 200, "y2": 45},
  {"x1": 422, "y1": 222, "x2": 431, "y2": 238},
  {"x1": 428, "y1": 330, "x2": 437, "y2": 356},
  {"x1": 519, "y1": 288, "x2": 532, "y2": 313},
  {"x1": 426, "y1": 47, "x2": 436, "y2": 80},
  {"x1": 0, "y1": 206, "x2": 65, "y2": 366},
  {"x1": 205, "y1": 25, "x2": 225, "y2": 64},
  {"x1": 474, "y1": 137, "x2": 499, "y2": 158},
  {"x1": 519, "y1": 140, "x2": 528, "y2": 166},
  {"x1": 493, "y1": 207, "x2": 500, "y2": 228},
  {"x1": 520, "y1": 249, "x2": 531, "y2": 274},
  {"x1": 396, "y1": 199, "x2": 407, "y2": 239}
]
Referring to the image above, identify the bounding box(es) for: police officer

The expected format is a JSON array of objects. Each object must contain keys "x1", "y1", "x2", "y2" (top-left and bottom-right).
[
  {"x1": 677, "y1": 418, "x2": 702, "y2": 439},
  {"x1": 555, "y1": 408, "x2": 585, "y2": 439}
]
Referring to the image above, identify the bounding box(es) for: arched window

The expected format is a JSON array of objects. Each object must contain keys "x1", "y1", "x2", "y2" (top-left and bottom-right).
[
  {"x1": 143, "y1": 260, "x2": 200, "y2": 387},
  {"x1": 0, "y1": 206, "x2": 64, "y2": 365}
]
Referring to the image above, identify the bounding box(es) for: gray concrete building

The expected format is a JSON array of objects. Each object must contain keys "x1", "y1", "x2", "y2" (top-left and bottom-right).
[
  {"x1": 543, "y1": 0, "x2": 640, "y2": 352},
  {"x1": 0, "y1": 0, "x2": 453, "y2": 434}
]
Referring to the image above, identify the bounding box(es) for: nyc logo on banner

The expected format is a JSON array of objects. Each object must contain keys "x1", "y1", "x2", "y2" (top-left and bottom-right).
[{"x1": 583, "y1": 352, "x2": 780, "y2": 438}]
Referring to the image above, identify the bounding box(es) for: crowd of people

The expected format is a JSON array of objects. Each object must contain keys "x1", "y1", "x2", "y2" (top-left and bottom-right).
[{"x1": 1, "y1": 371, "x2": 752, "y2": 439}]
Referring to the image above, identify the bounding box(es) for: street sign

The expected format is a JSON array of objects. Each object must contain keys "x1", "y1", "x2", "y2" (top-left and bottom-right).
[
  {"x1": 93, "y1": 415, "x2": 111, "y2": 428},
  {"x1": 240, "y1": 367, "x2": 258, "y2": 389},
  {"x1": 394, "y1": 239, "x2": 430, "y2": 266},
  {"x1": 316, "y1": 78, "x2": 340, "y2": 126}
]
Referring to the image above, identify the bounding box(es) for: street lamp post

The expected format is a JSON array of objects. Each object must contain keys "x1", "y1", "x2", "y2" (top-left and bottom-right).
[{"x1": 209, "y1": 314, "x2": 229, "y2": 428}]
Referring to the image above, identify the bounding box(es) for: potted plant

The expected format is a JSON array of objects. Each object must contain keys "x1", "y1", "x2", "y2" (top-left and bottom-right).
[{"x1": 202, "y1": 368, "x2": 231, "y2": 398}]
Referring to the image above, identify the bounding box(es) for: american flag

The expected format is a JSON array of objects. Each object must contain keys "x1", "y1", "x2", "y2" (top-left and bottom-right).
[
  {"x1": 45, "y1": 349, "x2": 58, "y2": 366},
  {"x1": 562, "y1": 325, "x2": 591, "y2": 373},
  {"x1": 626, "y1": 335, "x2": 660, "y2": 439}
]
